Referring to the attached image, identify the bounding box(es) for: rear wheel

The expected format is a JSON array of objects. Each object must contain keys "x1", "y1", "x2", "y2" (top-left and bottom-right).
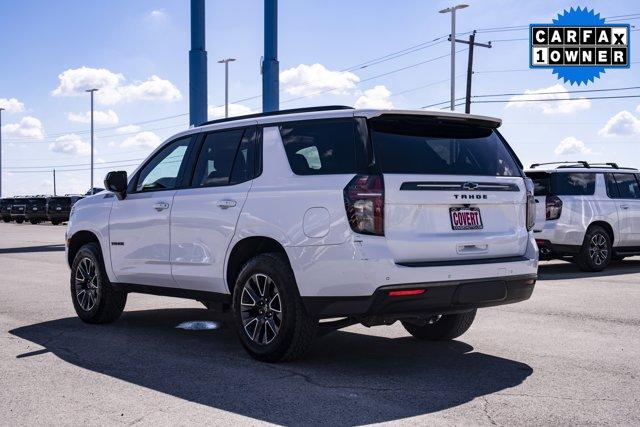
[
  {"x1": 232, "y1": 253, "x2": 317, "y2": 362},
  {"x1": 70, "y1": 242, "x2": 127, "y2": 323},
  {"x1": 15, "y1": 218, "x2": 23, "y2": 224},
  {"x1": 402, "y1": 310, "x2": 477, "y2": 341},
  {"x1": 51, "y1": 220, "x2": 61, "y2": 225},
  {"x1": 575, "y1": 226, "x2": 611, "y2": 272},
  {"x1": 3, "y1": 219, "x2": 10, "y2": 223},
  {"x1": 29, "y1": 219, "x2": 38, "y2": 224}
]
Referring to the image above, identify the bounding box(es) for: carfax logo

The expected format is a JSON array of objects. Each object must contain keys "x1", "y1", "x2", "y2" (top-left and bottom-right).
[{"x1": 529, "y1": 7, "x2": 630, "y2": 85}]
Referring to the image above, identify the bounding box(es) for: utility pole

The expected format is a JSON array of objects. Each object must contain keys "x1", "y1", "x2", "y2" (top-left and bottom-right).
[
  {"x1": 439, "y1": 4, "x2": 468, "y2": 111},
  {"x1": 217, "y1": 58, "x2": 236, "y2": 118},
  {"x1": 85, "y1": 89, "x2": 98, "y2": 195},
  {"x1": 449, "y1": 30, "x2": 491, "y2": 113},
  {"x1": 190, "y1": 0, "x2": 208, "y2": 125},
  {"x1": 53, "y1": 169, "x2": 56, "y2": 196},
  {"x1": 262, "y1": 0, "x2": 279, "y2": 112},
  {"x1": 0, "y1": 107, "x2": 4, "y2": 198}
]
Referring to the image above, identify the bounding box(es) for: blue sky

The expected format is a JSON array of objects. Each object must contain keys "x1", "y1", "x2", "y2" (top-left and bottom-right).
[{"x1": 0, "y1": 0, "x2": 638, "y2": 196}]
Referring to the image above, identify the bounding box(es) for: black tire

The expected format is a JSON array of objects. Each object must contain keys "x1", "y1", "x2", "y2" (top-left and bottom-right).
[
  {"x1": 232, "y1": 253, "x2": 317, "y2": 362},
  {"x1": 574, "y1": 226, "x2": 611, "y2": 272},
  {"x1": 3, "y1": 219, "x2": 10, "y2": 223},
  {"x1": 70, "y1": 242, "x2": 127, "y2": 324},
  {"x1": 402, "y1": 310, "x2": 477, "y2": 341},
  {"x1": 15, "y1": 218, "x2": 23, "y2": 224},
  {"x1": 51, "y1": 220, "x2": 61, "y2": 225},
  {"x1": 29, "y1": 219, "x2": 38, "y2": 225}
]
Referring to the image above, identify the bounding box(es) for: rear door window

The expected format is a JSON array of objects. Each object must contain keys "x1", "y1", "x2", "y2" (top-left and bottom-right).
[
  {"x1": 612, "y1": 173, "x2": 640, "y2": 199},
  {"x1": 279, "y1": 119, "x2": 357, "y2": 175},
  {"x1": 369, "y1": 116, "x2": 519, "y2": 176},
  {"x1": 551, "y1": 173, "x2": 596, "y2": 195},
  {"x1": 525, "y1": 172, "x2": 550, "y2": 196}
]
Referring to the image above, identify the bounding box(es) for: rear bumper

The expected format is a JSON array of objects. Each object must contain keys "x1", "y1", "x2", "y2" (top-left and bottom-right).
[
  {"x1": 47, "y1": 212, "x2": 70, "y2": 221},
  {"x1": 25, "y1": 212, "x2": 47, "y2": 221},
  {"x1": 303, "y1": 274, "x2": 536, "y2": 318}
]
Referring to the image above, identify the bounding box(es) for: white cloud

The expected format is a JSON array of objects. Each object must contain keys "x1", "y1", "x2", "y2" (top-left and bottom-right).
[
  {"x1": 354, "y1": 85, "x2": 394, "y2": 109},
  {"x1": 49, "y1": 134, "x2": 90, "y2": 155},
  {"x1": 280, "y1": 63, "x2": 360, "y2": 96},
  {"x1": 52, "y1": 67, "x2": 181, "y2": 105},
  {"x1": 208, "y1": 103, "x2": 253, "y2": 119},
  {"x1": 2, "y1": 116, "x2": 44, "y2": 139},
  {"x1": 121, "y1": 131, "x2": 161, "y2": 149},
  {"x1": 116, "y1": 124, "x2": 141, "y2": 133},
  {"x1": 68, "y1": 109, "x2": 119, "y2": 125},
  {"x1": 598, "y1": 111, "x2": 640, "y2": 137},
  {"x1": 149, "y1": 9, "x2": 166, "y2": 19},
  {"x1": 0, "y1": 97, "x2": 25, "y2": 113},
  {"x1": 506, "y1": 84, "x2": 591, "y2": 114},
  {"x1": 555, "y1": 136, "x2": 591, "y2": 156}
]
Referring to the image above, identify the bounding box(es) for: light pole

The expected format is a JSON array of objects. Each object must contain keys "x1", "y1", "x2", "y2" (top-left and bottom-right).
[
  {"x1": 217, "y1": 58, "x2": 236, "y2": 118},
  {"x1": 439, "y1": 4, "x2": 468, "y2": 111},
  {"x1": 85, "y1": 89, "x2": 98, "y2": 195},
  {"x1": 0, "y1": 107, "x2": 4, "y2": 198}
]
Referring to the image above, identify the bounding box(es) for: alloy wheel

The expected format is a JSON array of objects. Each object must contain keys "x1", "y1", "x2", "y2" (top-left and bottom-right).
[
  {"x1": 74, "y1": 257, "x2": 98, "y2": 311},
  {"x1": 240, "y1": 273, "x2": 282, "y2": 345},
  {"x1": 588, "y1": 233, "x2": 608, "y2": 266}
]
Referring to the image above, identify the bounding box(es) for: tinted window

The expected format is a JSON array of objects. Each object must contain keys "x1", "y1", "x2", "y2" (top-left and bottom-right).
[
  {"x1": 370, "y1": 117, "x2": 519, "y2": 176},
  {"x1": 551, "y1": 173, "x2": 596, "y2": 195},
  {"x1": 279, "y1": 119, "x2": 357, "y2": 175},
  {"x1": 136, "y1": 137, "x2": 191, "y2": 192},
  {"x1": 526, "y1": 172, "x2": 550, "y2": 196},
  {"x1": 613, "y1": 173, "x2": 640, "y2": 199},
  {"x1": 192, "y1": 128, "x2": 245, "y2": 187},
  {"x1": 230, "y1": 128, "x2": 258, "y2": 185},
  {"x1": 605, "y1": 173, "x2": 619, "y2": 198}
]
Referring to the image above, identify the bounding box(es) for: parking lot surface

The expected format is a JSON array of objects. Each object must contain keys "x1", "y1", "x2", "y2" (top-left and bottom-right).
[{"x1": 1, "y1": 222, "x2": 639, "y2": 425}]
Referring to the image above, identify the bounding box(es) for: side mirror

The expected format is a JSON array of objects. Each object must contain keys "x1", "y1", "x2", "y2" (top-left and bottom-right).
[{"x1": 104, "y1": 171, "x2": 128, "y2": 200}]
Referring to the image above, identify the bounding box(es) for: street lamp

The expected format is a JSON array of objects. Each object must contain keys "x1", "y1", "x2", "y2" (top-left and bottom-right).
[
  {"x1": 217, "y1": 58, "x2": 236, "y2": 118},
  {"x1": 85, "y1": 89, "x2": 98, "y2": 194},
  {"x1": 439, "y1": 4, "x2": 468, "y2": 111}
]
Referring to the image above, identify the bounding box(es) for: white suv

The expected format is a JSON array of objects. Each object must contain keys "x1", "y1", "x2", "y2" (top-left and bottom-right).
[
  {"x1": 526, "y1": 162, "x2": 640, "y2": 271},
  {"x1": 66, "y1": 106, "x2": 538, "y2": 362}
]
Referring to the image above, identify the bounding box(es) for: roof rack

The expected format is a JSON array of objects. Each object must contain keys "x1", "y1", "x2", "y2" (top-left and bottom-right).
[
  {"x1": 530, "y1": 161, "x2": 637, "y2": 170},
  {"x1": 530, "y1": 161, "x2": 589, "y2": 169},
  {"x1": 198, "y1": 105, "x2": 354, "y2": 127}
]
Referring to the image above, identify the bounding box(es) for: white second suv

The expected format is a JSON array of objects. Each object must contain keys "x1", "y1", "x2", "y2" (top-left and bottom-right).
[
  {"x1": 66, "y1": 106, "x2": 538, "y2": 362},
  {"x1": 526, "y1": 162, "x2": 640, "y2": 271}
]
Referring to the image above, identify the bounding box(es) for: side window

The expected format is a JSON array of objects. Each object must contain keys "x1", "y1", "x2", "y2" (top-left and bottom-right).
[
  {"x1": 605, "y1": 173, "x2": 620, "y2": 198},
  {"x1": 192, "y1": 128, "x2": 250, "y2": 187},
  {"x1": 613, "y1": 173, "x2": 640, "y2": 199},
  {"x1": 279, "y1": 119, "x2": 357, "y2": 175},
  {"x1": 551, "y1": 173, "x2": 596, "y2": 195},
  {"x1": 136, "y1": 137, "x2": 191, "y2": 192}
]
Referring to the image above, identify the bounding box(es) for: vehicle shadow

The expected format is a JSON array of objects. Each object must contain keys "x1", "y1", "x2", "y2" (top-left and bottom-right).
[
  {"x1": 10, "y1": 308, "x2": 532, "y2": 425},
  {"x1": 538, "y1": 258, "x2": 640, "y2": 281},
  {"x1": 0, "y1": 244, "x2": 65, "y2": 254}
]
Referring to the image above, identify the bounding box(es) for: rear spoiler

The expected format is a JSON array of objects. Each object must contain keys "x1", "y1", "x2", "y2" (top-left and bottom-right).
[{"x1": 358, "y1": 110, "x2": 502, "y2": 128}]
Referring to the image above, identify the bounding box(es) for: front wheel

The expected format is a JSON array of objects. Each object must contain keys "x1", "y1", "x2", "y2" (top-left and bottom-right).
[
  {"x1": 402, "y1": 310, "x2": 477, "y2": 341},
  {"x1": 70, "y1": 242, "x2": 127, "y2": 323},
  {"x1": 575, "y1": 226, "x2": 611, "y2": 272},
  {"x1": 15, "y1": 218, "x2": 23, "y2": 224},
  {"x1": 29, "y1": 219, "x2": 38, "y2": 224},
  {"x1": 232, "y1": 253, "x2": 317, "y2": 362}
]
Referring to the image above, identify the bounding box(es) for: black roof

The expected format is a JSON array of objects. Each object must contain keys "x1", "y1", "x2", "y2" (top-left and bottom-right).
[{"x1": 198, "y1": 105, "x2": 354, "y2": 127}]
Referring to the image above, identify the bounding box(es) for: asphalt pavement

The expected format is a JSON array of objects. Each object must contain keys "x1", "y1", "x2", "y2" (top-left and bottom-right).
[{"x1": 1, "y1": 222, "x2": 639, "y2": 425}]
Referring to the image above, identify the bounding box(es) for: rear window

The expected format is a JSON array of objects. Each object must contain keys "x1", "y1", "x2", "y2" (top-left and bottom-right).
[
  {"x1": 369, "y1": 117, "x2": 520, "y2": 176},
  {"x1": 279, "y1": 119, "x2": 357, "y2": 175},
  {"x1": 525, "y1": 172, "x2": 550, "y2": 196}
]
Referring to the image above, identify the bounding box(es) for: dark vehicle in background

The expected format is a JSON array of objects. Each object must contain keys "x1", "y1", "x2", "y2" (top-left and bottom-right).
[
  {"x1": 47, "y1": 195, "x2": 83, "y2": 225},
  {"x1": 10, "y1": 197, "x2": 27, "y2": 223},
  {"x1": 0, "y1": 198, "x2": 14, "y2": 222},
  {"x1": 25, "y1": 197, "x2": 50, "y2": 224}
]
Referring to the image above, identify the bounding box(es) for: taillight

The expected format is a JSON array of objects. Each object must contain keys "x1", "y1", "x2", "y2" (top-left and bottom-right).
[
  {"x1": 344, "y1": 174, "x2": 384, "y2": 236},
  {"x1": 546, "y1": 195, "x2": 563, "y2": 220},
  {"x1": 525, "y1": 178, "x2": 536, "y2": 231}
]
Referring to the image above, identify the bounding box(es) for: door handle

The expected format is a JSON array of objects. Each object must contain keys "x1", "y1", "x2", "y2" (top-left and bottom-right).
[
  {"x1": 620, "y1": 204, "x2": 630, "y2": 210},
  {"x1": 216, "y1": 199, "x2": 237, "y2": 209},
  {"x1": 153, "y1": 201, "x2": 170, "y2": 211}
]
